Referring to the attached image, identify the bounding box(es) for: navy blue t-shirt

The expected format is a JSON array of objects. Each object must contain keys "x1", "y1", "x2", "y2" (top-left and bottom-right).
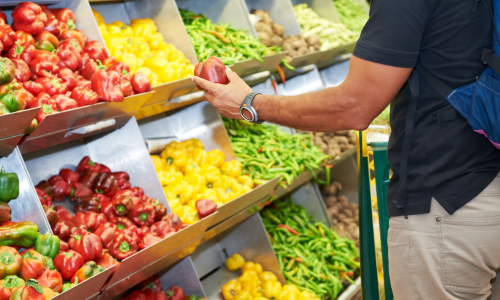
[{"x1": 353, "y1": 0, "x2": 500, "y2": 216}]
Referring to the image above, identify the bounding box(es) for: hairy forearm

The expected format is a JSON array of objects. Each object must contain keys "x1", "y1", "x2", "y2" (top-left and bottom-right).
[{"x1": 253, "y1": 86, "x2": 369, "y2": 132}]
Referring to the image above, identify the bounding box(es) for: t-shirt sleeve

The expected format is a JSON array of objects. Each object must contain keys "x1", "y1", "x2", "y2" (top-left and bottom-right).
[{"x1": 353, "y1": 0, "x2": 435, "y2": 68}]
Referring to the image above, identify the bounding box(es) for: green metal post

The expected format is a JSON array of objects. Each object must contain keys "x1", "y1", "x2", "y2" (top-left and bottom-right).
[
  {"x1": 372, "y1": 142, "x2": 393, "y2": 300},
  {"x1": 358, "y1": 132, "x2": 380, "y2": 300}
]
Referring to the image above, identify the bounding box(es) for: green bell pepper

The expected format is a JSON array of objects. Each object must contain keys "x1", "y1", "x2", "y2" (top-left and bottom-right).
[
  {"x1": 0, "y1": 167, "x2": 19, "y2": 202},
  {"x1": 0, "y1": 58, "x2": 15, "y2": 85},
  {"x1": 61, "y1": 278, "x2": 78, "y2": 293},
  {"x1": 34, "y1": 232, "x2": 60, "y2": 260},
  {"x1": 44, "y1": 256, "x2": 55, "y2": 270}
]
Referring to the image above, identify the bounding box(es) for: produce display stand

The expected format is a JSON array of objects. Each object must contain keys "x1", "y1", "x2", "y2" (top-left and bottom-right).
[
  {"x1": 0, "y1": 134, "x2": 24, "y2": 157},
  {"x1": 0, "y1": 108, "x2": 40, "y2": 140}
]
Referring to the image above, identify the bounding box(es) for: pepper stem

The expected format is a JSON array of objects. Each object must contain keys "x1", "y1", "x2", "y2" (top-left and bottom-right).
[
  {"x1": 117, "y1": 205, "x2": 125, "y2": 213},
  {"x1": 139, "y1": 212, "x2": 149, "y2": 222}
]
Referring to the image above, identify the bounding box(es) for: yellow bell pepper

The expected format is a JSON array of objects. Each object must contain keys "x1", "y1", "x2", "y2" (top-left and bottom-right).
[
  {"x1": 277, "y1": 290, "x2": 299, "y2": 300},
  {"x1": 137, "y1": 50, "x2": 155, "y2": 62},
  {"x1": 193, "y1": 188, "x2": 219, "y2": 203},
  {"x1": 262, "y1": 280, "x2": 282, "y2": 299},
  {"x1": 158, "y1": 170, "x2": 183, "y2": 186},
  {"x1": 178, "y1": 181, "x2": 197, "y2": 204},
  {"x1": 200, "y1": 164, "x2": 222, "y2": 176},
  {"x1": 144, "y1": 56, "x2": 169, "y2": 75},
  {"x1": 163, "y1": 185, "x2": 182, "y2": 202},
  {"x1": 225, "y1": 253, "x2": 245, "y2": 271},
  {"x1": 233, "y1": 290, "x2": 252, "y2": 300},
  {"x1": 237, "y1": 270, "x2": 259, "y2": 283},
  {"x1": 222, "y1": 280, "x2": 241, "y2": 300},
  {"x1": 121, "y1": 52, "x2": 139, "y2": 72},
  {"x1": 136, "y1": 67, "x2": 160, "y2": 86},
  {"x1": 131, "y1": 23, "x2": 153, "y2": 42},
  {"x1": 203, "y1": 172, "x2": 222, "y2": 190},
  {"x1": 173, "y1": 205, "x2": 198, "y2": 224},
  {"x1": 241, "y1": 262, "x2": 263, "y2": 274},
  {"x1": 206, "y1": 149, "x2": 225, "y2": 167},
  {"x1": 161, "y1": 147, "x2": 188, "y2": 168},
  {"x1": 130, "y1": 18, "x2": 157, "y2": 33},
  {"x1": 92, "y1": 9, "x2": 105, "y2": 25},
  {"x1": 106, "y1": 24, "x2": 123, "y2": 36},
  {"x1": 131, "y1": 41, "x2": 151, "y2": 56},
  {"x1": 282, "y1": 285, "x2": 300, "y2": 295},
  {"x1": 238, "y1": 175, "x2": 255, "y2": 189},
  {"x1": 216, "y1": 180, "x2": 244, "y2": 203},
  {"x1": 241, "y1": 280, "x2": 263, "y2": 297},
  {"x1": 151, "y1": 155, "x2": 166, "y2": 173},
  {"x1": 168, "y1": 198, "x2": 181, "y2": 211},
  {"x1": 191, "y1": 148, "x2": 207, "y2": 166},
  {"x1": 259, "y1": 271, "x2": 278, "y2": 282},
  {"x1": 221, "y1": 160, "x2": 242, "y2": 178},
  {"x1": 158, "y1": 64, "x2": 178, "y2": 83},
  {"x1": 149, "y1": 32, "x2": 165, "y2": 50},
  {"x1": 298, "y1": 291, "x2": 315, "y2": 300},
  {"x1": 184, "y1": 64, "x2": 195, "y2": 77},
  {"x1": 98, "y1": 24, "x2": 109, "y2": 39},
  {"x1": 111, "y1": 20, "x2": 132, "y2": 36},
  {"x1": 182, "y1": 160, "x2": 202, "y2": 175},
  {"x1": 253, "y1": 298, "x2": 270, "y2": 300},
  {"x1": 184, "y1": 173, "x2": 205, "y2": 191}
]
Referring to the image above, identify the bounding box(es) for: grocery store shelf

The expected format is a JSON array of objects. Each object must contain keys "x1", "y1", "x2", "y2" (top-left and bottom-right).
[
  {"x1": 272, "y1": 169, "x2": 322, "y2": 200},
  {"x1": 0, "y1": 134, "x2": 24, "y2": 158},
  {"x1": 230, "y1": 53, "x2": 288, "y2": 77},
  {"x1": 0, "y1": 108, "x2": 40, "y2": 140},
  {"x1": 56, "y1": 265, "x2": 115, "y2": 300}
]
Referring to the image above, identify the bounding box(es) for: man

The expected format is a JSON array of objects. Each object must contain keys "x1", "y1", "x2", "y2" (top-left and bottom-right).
[{"x1": 192, "y1": 0, "x2": 500, "y2": 298}]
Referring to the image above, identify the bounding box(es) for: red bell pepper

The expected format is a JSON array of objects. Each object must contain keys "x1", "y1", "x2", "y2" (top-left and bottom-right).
[
  {"x1": 57, "y1": 39, "x2": 82, "y2": 72},
  {"x1": 0, "y1": 9, "x2": 6, "y2": 24},
  {"x1": 14, "y1": 31, "x2": 35, "y2": 46},
  {"x1": 79, "y1": 169, "x2": 99, "y2": 189},
  {"x1": 74, "y1": 196, "x2": 100, "y2": 214},
  {"x1": 123, "y1": 188, "x2": 144, "y2": 206},
  {"x1": 111, "y1": 191, "x2": 133, "y2": 216},
  {"x1": 93, "y1": 193, "x2": 110, "y2": 205},
  {"x1": 196, "y1": 199, "x2": 217, "y2": 219},
  {"x1": 40, "y1": 6, "x2": 61, "y2": 38},
  {"x1": 53, "y1": 94, "x2": 78, "y2": 111},
  {"x1": 34, "y1": 31, "x2": 58, "y2": 52},
  {"x1": 100, "y1": 202, "x2": 115, "y2": 220},
  {"x1": 35, "y1": 187, "x2": 52, "y2": 207},
  {"x1": 75, "y1": 211, "x2": 108, "y2": 232},
  {"x1": 109, "y1": 233, "x2": 138, "y2": 260},
  {"x1": 54, "y1": 206, "x2": 74, "y2": 222},
  {"x1": 68, "y1": 229, "x2": 103, "y2": 262},
  {"x1": 49, "y1": 8, "x2": 76, "y2": 30},
  {"x1": 121, "y1": 78, "x2": 133, "y2": 97},
  {"x1": 93, "y1": 173, "x2": 119, "y2": 197},
  {"x1": 30, "y1": 51, "x2": 60, "y2": 79},
  {"x1": 36, "y1": 181, "x2": 54, "y2": 198},
  {"x1": 108, "y1": 62, "x2": 131, "y2": 81},
  {"x1": 103, "y1": 57, "x2": 117, "y2": 67},
  {"x1": 48, "y1": 175, "x2": 73, "y2": 202},
  {"x1": 93, "y1": 222, "x2": 117, "y2": 249},
  {"x1": 138, "y1": 233, "x2": 161, "y2": 250},
  {"x1": 34, "y1": 101, "x2": 57, "y2": 124},
  {"x1": 59, "y1": 169, "x2": 79, "y2": 185},
  {"x1": 0, "y1": 81, "x2": 32, "y2": 112},
  {"x1": 1, "y1": 25, "x2": 17, "y2": 52},
  {"x1": 53, "y1": 250, "x2": 84, "y2": 281},
  {"x1": 96, "y1": 253, "x2": 120, "y2": 275},
  {"x1": 23, "y1": 81, "x2": 45, "y2": 97},
  {"x1": 83, "y1": 41, "x2": 108, "y2": 62},
  {"x1": 70, "y1": 182, "x2": 93, "y2": 203},
  {"x1": 71, "y1": 261, "x2": 103, "y2": 284},
  {"x1": 82, "y1": 58, "x2": 107, "y2": 80},
  {"x1": 24, "y1": 118, "x2": 38, "y2": 134},
  {"x1": 76, "y1": 156, "x2": 101, "y2": 174},
  {"x1": 165, "y1": 286, "x2": 185, "y2": 300},
  {"x1": 8, "y1": 42, "x2": 38, "y2": 65},
  {"x1": 130, "y1": 204, "x2": 155, "y2": 227},
  {"x1": 162, "y1": 213, "x2": 183, "y2": 231},
  {"x1": 59, "y1": 240, "x2": 69, "y2": 252},
  {"x1": 0, "y1": 275, "x2": 25, "y2": 300},
  {"x1": 35, "y1": 77, "x2": 66, "y2": 96},
  {"x1": 135, "y1": 226, "x2": 152, "y2": 240},
  {"x1": 111, "y1": 172, "x2": 131, "y2": 190},
  {"x1": 194, "y1": 57, "x2": 228, "y2": 90},
  {"x1": 126, "y1": 291, "x2": 146, "y2": 300},
  {"x1": 57, "y1": 68, "x2": 77, "y2": 91},
  {"x1": 20, "y1": 250, "x2": 47, "y2": 281},
  {"x1": 75, "y1": 75, "x2": 92, "y2": 90},
  {"x1": 122, "y1": 225, "x2": 141, "y2": 245},
  {"x1": 70, "y1": 86, "x2": 100, "y2": 107},
  {"x1": 131, "y1": 72, "x2": 152, "y2": 94},
  {"x1": 12, "y1": 2, "x2": 48, "y2": 35},
  {"x1": 60, "y1": 30, "x2": 86, "y2": 48},
  {"x1": 51, "y1": 220, "x2": 74, "y2": 242},
  {"x1": 141, "y1": 276, "x2": 162, "y2": 292},
  {"x1": 9, "y1": 279, "x2": 45, "y2": 300},
  {"x1": 11, "y1": 59, "x2": 31, "y2": 83},
  {"x1": 110, "y1": 216, "x2": 134, "y2": 230},
  {"x1": 35, "y1": 269, "x2": 62, "y2": 293},
  {"x1": 145, "y1": 198, "x2": 167, "y2": 222},
  {"x1": 150, "y1": 221, "x2": 174, "y2": 239},
  {"x1": 99, "y1": 164, "x2": 112, "y2": 174},
  {"x1": 91, "y1": 69, "x2": 124, "y2": 102}
]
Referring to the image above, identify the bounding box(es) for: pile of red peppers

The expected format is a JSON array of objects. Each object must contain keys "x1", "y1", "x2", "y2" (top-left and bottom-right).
[
  {"x1": 0, "y1": 2, "x2": 152, "y2": 131},
  {"x1": 120, "y1": 276, "x2": 207, "y2": 300},
  {"x1": 35, "y1": 156, "x2": 188, "y2": 263}
]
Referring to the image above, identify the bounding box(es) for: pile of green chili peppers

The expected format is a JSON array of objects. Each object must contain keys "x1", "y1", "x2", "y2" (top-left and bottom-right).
[
  {"x1": 261, "y1": 199, "x2": 360, "y2": 299},
  {"x1": 334, "y1": 0, "x2": 369, "y2": 34},
  {"x1": 223, "y1": 118, "x2": 330, "y2": 187},
  {"x1": 179, "y1": 9, "x2": 281, "y2": 65}
]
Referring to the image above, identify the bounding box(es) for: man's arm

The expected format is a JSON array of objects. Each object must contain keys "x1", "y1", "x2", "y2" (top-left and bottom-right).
[{"x1": 192, "y1": 56, "x2": 412, "y2": 132}]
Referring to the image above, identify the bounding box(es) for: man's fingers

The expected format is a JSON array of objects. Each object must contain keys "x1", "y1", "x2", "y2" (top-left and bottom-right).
[
  {"x1": 226, "y1": 68, "x2": 243, "y2": 83},
  {"x1": 192, "y1": 76, "x2": 218, "y2": 92}
]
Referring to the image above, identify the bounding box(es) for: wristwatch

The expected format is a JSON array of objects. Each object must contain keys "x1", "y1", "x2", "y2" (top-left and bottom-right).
[{"x1": 240, "y1": 92, "x2": 262, "y2": 124}]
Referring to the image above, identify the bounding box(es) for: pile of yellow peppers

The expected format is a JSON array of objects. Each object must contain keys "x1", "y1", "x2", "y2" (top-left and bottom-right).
[
  {"x1": 223, "y1": 254, "x2": 320, "y2": 300},
  {"x1": 92, "y1": 9, "x2": 195, "y2": 86},
  {"x1": 151, "y1": 139, "x2": 253, "y2": 224}
]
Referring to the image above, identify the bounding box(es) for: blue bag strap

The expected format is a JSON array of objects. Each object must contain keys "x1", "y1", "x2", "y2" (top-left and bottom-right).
[{"x1": 393, "y1": 71, "x2": 420, "y2": 209}]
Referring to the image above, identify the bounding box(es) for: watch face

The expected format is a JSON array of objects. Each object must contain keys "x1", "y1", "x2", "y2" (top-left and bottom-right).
[{"x1": 240, "y1": 107, "x2": 254, "y2": 122}]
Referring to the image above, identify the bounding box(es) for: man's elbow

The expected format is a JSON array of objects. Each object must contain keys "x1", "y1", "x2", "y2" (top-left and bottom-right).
[{"x1": 351, "y1": 120, "x2": 370, "y2": 131}]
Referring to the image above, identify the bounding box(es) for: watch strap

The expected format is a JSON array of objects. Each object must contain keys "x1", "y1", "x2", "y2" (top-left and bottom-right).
[{"x1": 240, "y1": 92, "x2": 262, "y2": 124}]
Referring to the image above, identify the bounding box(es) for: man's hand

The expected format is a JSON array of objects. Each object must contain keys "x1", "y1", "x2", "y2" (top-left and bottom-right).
[{"x1": 192, "y1": 68, "x2": 253, "y2": 120}]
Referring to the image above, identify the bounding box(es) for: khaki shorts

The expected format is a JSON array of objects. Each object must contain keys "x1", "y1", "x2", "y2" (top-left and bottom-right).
[{"x1": 388, "y1": 173, "x2": 500, "y2": 300}]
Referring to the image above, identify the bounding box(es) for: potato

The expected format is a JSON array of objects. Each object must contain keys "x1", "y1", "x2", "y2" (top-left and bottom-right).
[
  {"x1": 333, "y1": 136, "x2": 349, "y2": 145},
  {"x1": 297, "y1": 46, "x2": 308, "y2": 55},
  {"x1": 338, "y1": 195, "x2": 349, "y2": 205},
  {"x1": 272, "y1": 23, "x2": 285, "y2": 37},
  {"x1": 283, "y1": 41, "x2": 294, "y2": 52},
  {"x1": 309, "y1": 46, "x2": 316, "y2": 52},
  {"x1": 328, "y1": 148, "x2": 340, "y2": 158},
  {"x1": 344, "y1": 209, "x2": 353, "y2": 218},
  {"x1": 306, "y1": 34, "x2": 320, "y2": 46},
  {"x1": 255, "y1": 22, "x2": 273, "y2": 36},
  {"x1": 336, "y1": 223, "x2": 345, "y2": 232},
  {"x1": 269, "y1": 35, "x2": 284, "y2": 47},
  {"x1": 289, "y1": 50, "x2": 298, "y2": 57},
  {"x1": 323, "y1": 184, "x2": 339, "y2": 196},
  {"x1": 344, "y1": 217, "x2": 354, "y2": 224},
  {"x1": 334, "y1": 181, "x2": 343, "y2": 193},
  {"x1": 320, "y1": 143, "x2": 328, "y2": 153},
  {"x1": 258, "y1": 31, "x2": 271, "y2": 40},
  {"x1": 328, "y1": 205, "x2": 340, "y2": 217},
  {"x1": 325, "y1": 196, "x2": 338, "y2": 207},
  {"x1": 338, "y1": 213, "x2": 346, "y2": 222}
]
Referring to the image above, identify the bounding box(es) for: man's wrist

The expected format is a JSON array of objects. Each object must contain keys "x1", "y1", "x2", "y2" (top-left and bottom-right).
[{"x1": 252, "y1": 94, "x2": 265, "y2": 122}]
